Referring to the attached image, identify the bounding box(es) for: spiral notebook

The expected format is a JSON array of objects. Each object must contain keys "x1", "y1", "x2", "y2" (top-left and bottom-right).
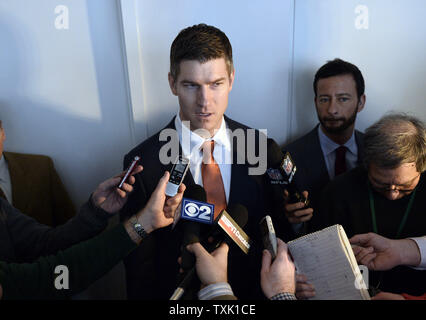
[{"x1": 287, "y1": 224, "x2": 370, "y2": 300}]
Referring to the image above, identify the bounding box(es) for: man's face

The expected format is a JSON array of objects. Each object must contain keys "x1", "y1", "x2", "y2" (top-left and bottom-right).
[
  {"x1": 315, "y1": 74, "x2": 365, "y2": 134},
  {"x1": 169, "y1": 58, "x2": 234, "y2": 137},
  {"x1": 368, "y1": 162, "x2": 421, "y2": 200}
]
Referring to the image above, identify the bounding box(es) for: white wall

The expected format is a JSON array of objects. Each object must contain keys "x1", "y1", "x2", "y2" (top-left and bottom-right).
[
  {"x1": 121, "y1": 0, "x2": 295, "y2": 145},
  {"x1": 0, "y1": 0, "x2": 134, "y2": 206},
  {"x1": 0, "y1": 0, "x2": 132, "y2": 299},
  {"x1": 291, "y1": 0, "x2": 426, "y2": 142}
]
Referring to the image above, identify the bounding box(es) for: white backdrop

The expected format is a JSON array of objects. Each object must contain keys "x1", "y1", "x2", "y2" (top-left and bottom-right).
[
  {"x1": 120, "y1": 0, "x2": 295, "y2": 145},
  {"x1": 0, "y1": 0, "x2": 425, "y2": 299},
  {"x1": 291, "y1": 0, "x2": 426, "y2": 141}
]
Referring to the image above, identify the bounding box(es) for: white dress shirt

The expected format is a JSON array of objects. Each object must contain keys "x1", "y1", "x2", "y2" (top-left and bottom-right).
[
  {"x1": 0, "y1": 155, "x2": 12, "y2": 203},
  {"x1": 175, "y1": 113, "x2": 232, "y2": 203},
  {"x1": 317, "y1": 125, "x2": 359, "y2": 180}
]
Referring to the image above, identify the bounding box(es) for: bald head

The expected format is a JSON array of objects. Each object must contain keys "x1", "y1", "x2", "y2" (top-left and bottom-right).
[{"x1": 364, "y1": 113, "x2": 426, "y2": 172}]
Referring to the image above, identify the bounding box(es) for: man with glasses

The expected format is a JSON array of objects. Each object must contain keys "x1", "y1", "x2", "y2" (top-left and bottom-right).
[{"x1": 314, "y1": 113, "x2": 425, "y2": 296}]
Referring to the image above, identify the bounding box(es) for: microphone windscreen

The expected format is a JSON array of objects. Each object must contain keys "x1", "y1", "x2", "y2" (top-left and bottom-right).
[
  {"x1": 183, "y1": 184, "x2": 207, "y2": 202},
  {"x1": 225, "y1": 203, "x2": 248, "y2": 228},
  {"x1": 267, "y1": 138, "x2": 284, "y2": 168}
]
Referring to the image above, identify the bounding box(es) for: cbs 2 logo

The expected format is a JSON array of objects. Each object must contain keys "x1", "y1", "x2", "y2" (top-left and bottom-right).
[{"x1": 183, "y1": 201, "x2": 213, "y2": 223}]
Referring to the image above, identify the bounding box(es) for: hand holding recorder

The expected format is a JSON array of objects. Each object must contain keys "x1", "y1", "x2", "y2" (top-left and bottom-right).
[
  {"x1": 260, "y1": 238, "x2": 296, "y2": 299},
  {"x1": 91, "y1": 163, "x2": 143, "y2": 214},
  {"x1": 135, "y1": 171, "x2": 186, "y2": 234}
]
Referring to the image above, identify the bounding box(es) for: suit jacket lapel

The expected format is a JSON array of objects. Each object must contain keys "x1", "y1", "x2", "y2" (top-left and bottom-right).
[{"x1": 225, "y1": 116, "x2": 249, "y2": 205}]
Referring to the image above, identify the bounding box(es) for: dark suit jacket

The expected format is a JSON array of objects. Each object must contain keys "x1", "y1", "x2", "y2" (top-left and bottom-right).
[
  {"x1": 120, "y1": 116, "x2": 282, "y2": 300},
  {"x1": 0, "y1": 196, "x2": 110, "y2": 263},
  {"x1": 318, "y1": 167, "x2": 426, "y2": 295},
  {"x1": 0, "y1": 218, "x2": 136, "y2": 299},
  {"x1": 3, "y1": 152, "x2": 76, "y2": 226},
  {"x1": 283, "y1": 125, "x2": 364, "y2": 234}
]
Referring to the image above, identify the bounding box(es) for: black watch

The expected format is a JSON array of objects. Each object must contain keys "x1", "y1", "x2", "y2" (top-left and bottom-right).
[{"x1": 132, "y1": 218, "x2": 148, "y2": 240}]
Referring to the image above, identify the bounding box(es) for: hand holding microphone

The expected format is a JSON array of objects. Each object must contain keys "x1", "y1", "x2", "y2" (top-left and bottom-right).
[
  {"x1": 185, "y1": 242, "x2": 229, "y2": 286},
  {"x1": 283, "y1": 190, "x2": 313, "y2": 224},
  {"x1": 171, "y1": 202, "x2": 250, "y2": 300},
  {"x1": 266, "y1": 138, "x2": 312, "y2": 224}
]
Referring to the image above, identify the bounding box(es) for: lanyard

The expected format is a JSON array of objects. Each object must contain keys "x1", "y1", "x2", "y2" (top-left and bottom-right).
[{"x1": 368, "y1": 183, "x2": 417, "y2": 239}]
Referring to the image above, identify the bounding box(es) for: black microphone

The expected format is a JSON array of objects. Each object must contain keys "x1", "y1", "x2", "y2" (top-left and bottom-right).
[
  {"x1": 170, "y1": 204, "x2": 250, "y2": 300},
  {"x1": 179, "y1": 184, "x2": 207, "y2": 273},
  {"x1": 202, "y1": 203, "x2": 249, "y2": 254},
  {"x1": 266, "y1": 138, "x2": 309, "y2": 206}
]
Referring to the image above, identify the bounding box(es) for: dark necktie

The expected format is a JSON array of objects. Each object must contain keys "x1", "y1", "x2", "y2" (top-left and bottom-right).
[
  {"x1": 334, "y1": 146, "x2": 347, "y2": 177},
  {"x1": 201, "y1": 141, "x2": 227, "y2": 219}
]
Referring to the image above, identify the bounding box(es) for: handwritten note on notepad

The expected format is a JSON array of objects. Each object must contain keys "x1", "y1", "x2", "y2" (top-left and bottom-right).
[{"x1": 287, "y1": 225, "x2": 370, "y2": 300}]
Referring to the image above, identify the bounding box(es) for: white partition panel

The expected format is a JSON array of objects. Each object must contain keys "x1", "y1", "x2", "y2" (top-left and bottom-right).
[
  {"x1": 120, "y1": 0, "x2": 295, "y2": 145},
  {"x1": 291, "y1": 0, "x2": 426, "y2": 142}
]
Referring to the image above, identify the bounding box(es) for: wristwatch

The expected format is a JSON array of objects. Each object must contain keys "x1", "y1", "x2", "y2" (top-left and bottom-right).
[{"x1": 131, "y1": 217, "x2": 148, "y2": 240}]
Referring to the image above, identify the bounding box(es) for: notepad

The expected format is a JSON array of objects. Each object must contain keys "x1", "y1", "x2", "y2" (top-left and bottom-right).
[{"x1": 287, "y1": 224, "x2": 370, "y2": 300}]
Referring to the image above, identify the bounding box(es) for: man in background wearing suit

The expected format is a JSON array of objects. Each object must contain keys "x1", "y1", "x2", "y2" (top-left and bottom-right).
[
  {"x1": 0, "y1": 120, "x2": 75, "y2": 226},
  {"x1": 120, "y1": 23, "x2": 283, "y2": 299},
  {"x1": 282, "y1": 59, "x2": 366, "y2": 236}
]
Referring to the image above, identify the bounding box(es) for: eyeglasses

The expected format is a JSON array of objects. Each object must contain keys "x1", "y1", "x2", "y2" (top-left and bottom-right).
[{"x1": 368, "y1": 173, "x2": 420, "y2": 194}]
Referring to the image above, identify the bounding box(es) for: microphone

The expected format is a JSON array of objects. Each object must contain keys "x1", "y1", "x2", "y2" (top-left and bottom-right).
[
  {"x1": 179, "y1": 184, "x2": 209, "y2": 273},
  {"x1": 170, "y1": 204, "x2": 250, "y2": 300},
  {"x1": 203, "y1": 203, "x2": 250, "y2": 254},
  {"x1": 266, "y1": 138, "x2": 309, "y2": 206}
]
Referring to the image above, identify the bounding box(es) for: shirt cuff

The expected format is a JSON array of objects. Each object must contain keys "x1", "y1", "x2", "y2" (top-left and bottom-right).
[
  {"x1": 270, "y1": 292, "x2": 297, "y2": 300},
  {"x1": 410, "y1": 237, "x2": 426, "y2": 269},
  {"x1": 198, "y1": 283, "x2": 234, "y2": 300}
]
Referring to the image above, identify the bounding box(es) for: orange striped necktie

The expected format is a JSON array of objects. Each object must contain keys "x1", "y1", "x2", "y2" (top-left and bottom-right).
[{"x1": 201, "y1": 140, "x2": 227, "y2": 219}]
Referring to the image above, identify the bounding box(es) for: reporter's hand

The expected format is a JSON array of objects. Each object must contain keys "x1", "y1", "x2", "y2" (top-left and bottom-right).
[
  {"x1": 186, "y1": 242, "x2": 229, "y2": 286},
  {"x1": 137, "y1": 171, "x2": 186, "y2": 233},
  {"x1": 284, "y1": 190, "x2": 313, "y2": 224},
  {"x1": 350, "y1": 233, "x2": 420, "y2": 271},
  {"x1": 295, "y1": 274, "x2": 316, "y2": 299},
  {"x1": 92, "y1": 165, "x2": 143, "y2": 214},
  {"x1": 260, "y1": 238, "x2": 296, "y2": 298}
]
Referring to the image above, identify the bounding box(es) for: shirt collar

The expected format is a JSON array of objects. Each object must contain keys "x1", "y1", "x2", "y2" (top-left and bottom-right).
[
  {"x1": 175, "y1": 112, "x2": 231, "y2": 158},
  {"x1": 317, "y1": 125, "x2": 358, "y2": 156}
]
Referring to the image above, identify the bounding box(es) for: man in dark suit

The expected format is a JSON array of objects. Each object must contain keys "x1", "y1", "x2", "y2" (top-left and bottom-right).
[
  {"x1": 0, "y1": 120, "x2": 75, "y2": 226},
  {"x1": 282, "y1": 59, "x2": 366, "y2": 237},
  {"x1": 313, "y1": 113, "x2": 426, "y2": 296},
  {"x1": 120, "y1": 24, "x2": 282, "y2": 300}
]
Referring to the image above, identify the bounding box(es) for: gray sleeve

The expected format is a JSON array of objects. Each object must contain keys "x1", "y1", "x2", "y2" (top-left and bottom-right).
[
  {"x1": 410, "y1": 236, "x2": 426, "y2": 269},
  {"x1": 5, "y1": 196, "x2": 110, "y2": 262}
]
